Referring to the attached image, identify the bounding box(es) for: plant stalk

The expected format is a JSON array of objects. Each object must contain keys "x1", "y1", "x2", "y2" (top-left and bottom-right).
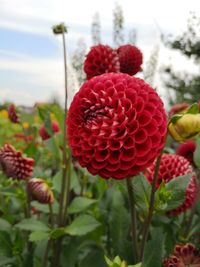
[
  {"x1": 126, "y1": 177, "x2": 139, "y2": 263},
  {"x1": 140, "y1": 152, "x2": 162, "y2": 264}
]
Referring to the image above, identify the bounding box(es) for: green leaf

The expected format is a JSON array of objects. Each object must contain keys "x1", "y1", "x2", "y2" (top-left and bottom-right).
[
  {"x1": 68, "y1": 197, "x2": 98, "y2": 214},
  {"x1": 143, "y1": 227, "x2": 164, "y2": 267},
  {"x1": 50, "y1": 228, "x2": 66, "y2": 239},
  {"x1": 170, "y1": 114, "x2": 183, "y2": 124},
  {"x1": 65, "y1": 215, "x2": 100, "y2": 236},
  {"x1": 128, "y1": 264, "x2": 141, "y2": 267},
  {"x1": 0, "y1": 257, "x2": 16, "y2": 266},
  {"x1": 29, "y1": 231, "x2": 49, "y2": 242},
  {"x1": 44, "y1": 135, "x2": 61, "y2": 159},
  {"x1": 164, "y1": 173, "x2": 192, "y2": 211},
  {"x1": 194, "y1": 137, "x2": 200, "y2": 168},
  {"x1": 0, "y1": 218, "x2": 11, "y2": 232},
  {"x1": 31, "y1": 200, "x2": 59, "y2": 214},
  {"x1": 15, "y1": 218, "x2": 50, "y2": 232},
  {"x1": 132, "y1": 173, "x2": 151, "y2": 216},
  {"x1": 186, "y1": 102, "x2": 199, "y2": 114}
]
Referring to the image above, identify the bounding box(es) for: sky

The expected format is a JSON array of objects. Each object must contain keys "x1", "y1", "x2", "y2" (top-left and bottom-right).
[{"x1": 0, "y1": 0, "x2": 200, "y2": 107}]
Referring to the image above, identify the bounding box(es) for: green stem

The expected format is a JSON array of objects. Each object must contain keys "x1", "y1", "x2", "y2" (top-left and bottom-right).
[
  {"x1": 126, "y1": 177, "x2": 139, "y2": 263},
  {"x1": 49, "y1": 203, "x2": 54, "y2": 228},
  {"x1": 140, "y1": 152, "x2": 162, "y2": 264},
  {"x1": 54, "y1": 25, "x2": 69, "y2": 267},
  {"x1": 42, "y1": 240, "x2": 51, "y2": 267}
]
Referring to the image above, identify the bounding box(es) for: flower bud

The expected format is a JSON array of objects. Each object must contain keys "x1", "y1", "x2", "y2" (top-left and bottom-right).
[
  {"x1": 28, "y1": 178, "x2": 54, "y2": 204},
  {"x1": 168, "y1": 113, "x2": 200, "y2": 142},
  {"x1": 8, "y1": 104, "x2": 20, "y2": 123}
]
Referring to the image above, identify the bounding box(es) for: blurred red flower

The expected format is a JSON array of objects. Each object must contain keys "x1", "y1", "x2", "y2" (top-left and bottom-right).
[
  {"x1": 0, "y1": 144, "x2": 34, "y2": 180},
  {"x1": 39, "y1": 121, "x2": 60, "y2": 141},
  {"x1": 67, "y1": 73, "x2": 167, "y2": 179},
  {"x1": 163, "y1": 243, "x2": 200, "y2": 267},
  {"x1": 8, "y1": 104, "x2": 20, "y2": 123},
  {"x1": 176, "y1": 140, "x2": 196, "y2": 165},
  {"x1": 84, "y1": 44, "x2": 120, "y2": 79},
  {"x1": 117, "y1": 44, "x2": 143, "y2": 75}
]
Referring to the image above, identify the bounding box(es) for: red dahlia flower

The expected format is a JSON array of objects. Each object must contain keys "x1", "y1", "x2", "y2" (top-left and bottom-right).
[
  {"x1": 0, "y1": 144, "x2": 34, "y2": 180},
  {"x1": 39, "y1": 121, "x2": 60, "y2": 141},
  {"x1": 8, "y1": 104, "x2": 20, "y2": 123},
  {"x1": 163, "y1": 243, "x2": 200, "y2": 267},
  {"x1": 28, "y1": 178, "x2": 54, "y2": 204},
  {"x1": 117, "y1": 44, "x2": 143, "y2": 76},
  {"x1": 146, "y1": 154, "x2": 198, "y2": 215},
  {"x1": 67, "y1": 73, "x2": 167, "y2": 179},
  {"x1": 176, "y1": 141, "x2": 196, "y2": 165},
  {"x1": 83, "y1": 45, "x2": 120, "y2": 79}
]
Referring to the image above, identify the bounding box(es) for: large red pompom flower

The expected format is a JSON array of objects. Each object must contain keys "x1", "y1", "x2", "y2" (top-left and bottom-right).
[
  {"x1": 8, "y1": 103, "x2": 20, "y2": 123},
  {"x1": 84, "y1": 45, "x2": 120, "y2": 79},
  {"x1": 39, "y1": 121, "x2": 60, "y2": 141},
  {"x1": 176, "y1": 141, "x2": 196, "y2": 165},
  {"x1": 0, "y1": 144, "x2": 34, "y2": 180},
  {"x1": 67, "y1": 73, "x2": 167, "y2": 179},
  {"x1": 117, "y1": 44, "x2": 143, "y2": 75},
  {"x1": 146, "y1": 154, "x2": 198, "y2": 215},
  {"x1": 163, "y1": 243, "x2": 200, "y2": 267}
]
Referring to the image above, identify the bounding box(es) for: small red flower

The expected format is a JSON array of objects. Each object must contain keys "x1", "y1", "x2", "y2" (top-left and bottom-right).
[
  {"x1": 146, "y1": 154, "x2": 198, "y2": 215},
  {"x1": 67, "y1": 73, "x2": 167, "y2": 179},
  {"x1": 169, "y1": 102, "x2": 189, "y2": 117},
  {"x1": 8, "y1": 104, "x2": 20, "y2": 123},
  {"x1": 176, "y1": 141, "x2": 196, "y2": 165},
  {"x1": 117, "y1": 44, "x2": 143, "y2": 75},
  {"x1": 84, "y1": 44, "x2": 120, "y2": 79},
  {"x1": 163, "y1": 243, "x2": 200, "y2": 267},
  {"x1": 28, "y1": 178, "x2": 54, "y2": 204},
  {"x1": 39, "y1": 121, "x2": 60, "y2": 141},
  {"x1": 0, "y1": 144, "x2": 34, "y2": 180}
]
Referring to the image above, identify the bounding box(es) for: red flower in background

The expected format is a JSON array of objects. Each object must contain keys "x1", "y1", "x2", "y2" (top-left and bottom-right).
[
  {"x1": 169, "y1": 102, "x2": 190, "y2": 117},
  {"x1": 8, "y1": 104, "x2": 20, "y2": 123},
  {"x1": 0, "y1": 144, "x2": 34, "y2": 180},
  {"x1": 28, "y1": 178, "x2": 54, "y2": 204},
  {"x1": 84, "y1": 45, "x2": 120, "y2": 79},
  {"x1": 146, "y1": 154, "x2": 198, "y2": 215},
  {"x1": 117, "y1": 44, "x2": 143, "y2": 75},
  {"x1": 163, "y1": 243, "x2": 200, "y2": 267},
  {"x1": 39, "y1": 121, "x2": 60, "y2": 141},
  {"x1": 67, "y1": 73, "x2": 167, "y2": 179},
  {"x1": 176, "y1": 141, "x2": 196, "y2": 165}
]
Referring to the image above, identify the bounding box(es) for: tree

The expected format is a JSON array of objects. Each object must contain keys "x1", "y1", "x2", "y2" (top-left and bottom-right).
[
  {"x1": 113, "y1": 3, "x2": 124, "y2": 47},
  {"x1": 162, "y1": 13, "x2": 200, "y2": 105}
]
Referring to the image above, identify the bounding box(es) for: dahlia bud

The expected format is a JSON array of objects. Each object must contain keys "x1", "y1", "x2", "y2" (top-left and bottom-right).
[
  {"x1": 117, "y1": 44, "x2": 143, "y2": 75},
  {"x1": 146, "y1": 154, "x2": 198, "y2": 215},
  {"x1": 52, "y1": 23, "x2": 67, "y2": 34},
  {"x1": 39, "y1": 121, "x2": 60, "y2": 141},
  {"x1": 67, "y1": 73, "x2": 167, "y2": 179},
  {"x1": 0, "y1": 144, "x2": 34, "y2": 180},
  {"x1": 84, "y1": 44, "x2": 120, "y2": 79},
  {"x1": 163, "y1": 243, "x2": 200, "y2": 267},
  {"x1": 27, "y1": 178, "x2": 54, "y2": 204},
  {"x1": 168, "y1": 113, "x2": 200, "y2": 142},
  {"x1": 8, "y1": 104, "x2": 20, "y2": 123}
]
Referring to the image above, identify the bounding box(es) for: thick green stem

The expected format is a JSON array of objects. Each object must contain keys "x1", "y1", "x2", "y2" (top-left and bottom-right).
[
  {"x1": 140, "y1": 153, "x2": 162, "y2": 264},
  {"x1": 126, "y1": 177, "x2": 139, "y2": 263}
]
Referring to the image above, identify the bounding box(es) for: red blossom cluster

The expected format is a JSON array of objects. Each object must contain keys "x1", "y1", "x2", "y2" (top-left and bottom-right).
[
  {"x1": 39, "y1": 121, "x2": 60, "y2": 140},
  {"x1": 84, "y1": 44, "x2": 142, "y2": 79},
  {"x1": 8, "y1": 103, "x2": 20, "y2": 123}
]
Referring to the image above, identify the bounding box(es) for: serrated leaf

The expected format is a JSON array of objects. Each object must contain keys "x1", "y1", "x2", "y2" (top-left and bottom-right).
[
  {"x1": 194, "y1": 137, "x2": 200, "y2": 168},
  {"x1": 15, "y1": 218, "x2": 50, "y2": 232},
  {"x1": 68, "y1": 197, "x2": 98, "y2": 214},
  {"x1": 186, "y1": 102, "x2": 199, "y2": 114},
  {"x1": 64, "y1": 215, "x2": 100, "y2": 236},
  {"x1": 132, "y1": 174, "x2": 151, "y2": 216},
  {"x1": 164, "y1": 173, "x2": 192, "y2": 211},
  {"x1": 29, "y1": 231, "x2": 49, "y2": 242}
]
